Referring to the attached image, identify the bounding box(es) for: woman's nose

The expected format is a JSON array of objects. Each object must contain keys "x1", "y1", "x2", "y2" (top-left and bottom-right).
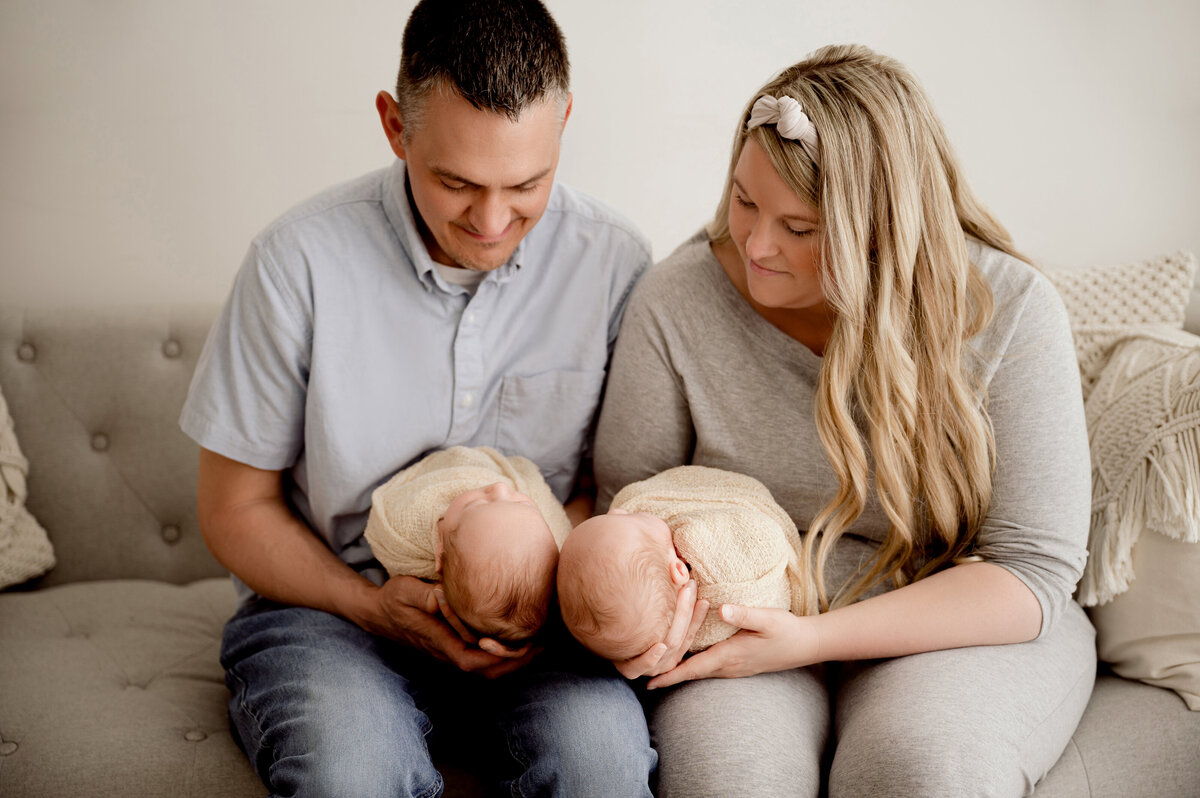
[{"x1": 744, "y1": 219, "x2": 779, "y2": 261}]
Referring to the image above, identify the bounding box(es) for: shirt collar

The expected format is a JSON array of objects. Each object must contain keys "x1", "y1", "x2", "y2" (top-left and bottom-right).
[{"x1": 382, "y1": 160, "x2": 525, "y2": 294}]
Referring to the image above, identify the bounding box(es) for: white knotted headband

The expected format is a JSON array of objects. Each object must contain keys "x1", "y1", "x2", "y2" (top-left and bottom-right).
[{"x1": 747, "y1": 95, "x2": 819, "y2": 162}]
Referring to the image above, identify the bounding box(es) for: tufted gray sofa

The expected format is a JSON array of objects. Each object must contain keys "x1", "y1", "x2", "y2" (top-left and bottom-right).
[{"x1": 1, "y1": 301, "x2": 1199, "y2": 797}]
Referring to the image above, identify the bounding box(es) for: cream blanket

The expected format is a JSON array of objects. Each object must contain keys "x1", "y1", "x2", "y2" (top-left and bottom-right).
[
  {"x1": 1078, "y1": 328, "x2": 1200, "y2": 606},
  {"x1": 364, "y1": 446, "x2": 572, "y2": 581},
  {"x1": 611, "y1": 465, "x2": 806, "y2": 651}
]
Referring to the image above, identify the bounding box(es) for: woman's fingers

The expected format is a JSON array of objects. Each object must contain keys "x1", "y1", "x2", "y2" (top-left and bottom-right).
[{"x1": 614, "y1": 643, "x2": 669, "y2": 679}]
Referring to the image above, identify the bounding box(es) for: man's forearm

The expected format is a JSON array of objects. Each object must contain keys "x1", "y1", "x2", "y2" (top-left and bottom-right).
[{"x1": 196, "y1": 448, "x2": 384, "y2": 631}]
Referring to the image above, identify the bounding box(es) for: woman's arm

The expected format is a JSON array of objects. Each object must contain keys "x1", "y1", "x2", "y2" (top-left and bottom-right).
[
  {"x1": 647, "y1": 560, "x2": 1039, "y2": 687},
  {"x1": 593, "y1": 271, "x2": 696, "y2": 511},
  {"x1": 592, "y1": 262, "x2": 710, "y2": 674}
]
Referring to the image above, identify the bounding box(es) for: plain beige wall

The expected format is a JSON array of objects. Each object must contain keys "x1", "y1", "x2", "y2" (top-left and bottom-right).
[{"x1": 2, "y1": 0, "x2": 1197, "y2": 306}]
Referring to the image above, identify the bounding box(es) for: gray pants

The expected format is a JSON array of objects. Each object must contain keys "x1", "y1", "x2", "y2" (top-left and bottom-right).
[{"x1": 647, "y1": 601, "x2": 1096, "y2": 798}]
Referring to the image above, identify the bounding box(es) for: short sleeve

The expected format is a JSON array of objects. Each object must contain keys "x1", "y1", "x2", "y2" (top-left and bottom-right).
[{"x1": 179, "y1": 241, "x2": 312, "y2": 470}]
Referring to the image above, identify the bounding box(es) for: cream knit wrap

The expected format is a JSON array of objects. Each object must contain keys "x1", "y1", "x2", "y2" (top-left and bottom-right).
[
  {"x1": 610, "y1": 465, "x2": 806, "y2": 651},
  {"x1": 363, "y1": 446, "x2": 572, "y2": 581}
]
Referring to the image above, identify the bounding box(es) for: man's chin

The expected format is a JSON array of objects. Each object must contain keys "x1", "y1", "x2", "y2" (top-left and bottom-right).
[{"x1": 447, "y1": 245, "x2": 517, "y2": 272}]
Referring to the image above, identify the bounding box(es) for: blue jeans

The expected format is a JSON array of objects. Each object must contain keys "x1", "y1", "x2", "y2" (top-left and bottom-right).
[{"x1": 220, "y1": 599, "x2": 655, "y2": 797}]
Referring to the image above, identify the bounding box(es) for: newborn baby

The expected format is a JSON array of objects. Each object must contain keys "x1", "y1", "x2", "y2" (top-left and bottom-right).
[
  {"x1": 364, "y1": 445, "x2": 572, "y2": 647},
  {"x1": 557, "y1": 465, "x2": 807, "y2": 662}
]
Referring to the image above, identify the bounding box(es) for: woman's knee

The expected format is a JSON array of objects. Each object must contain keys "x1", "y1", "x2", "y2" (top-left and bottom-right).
[{"x1": 650, "y1": 669, "x2": 828, "y2": 798}]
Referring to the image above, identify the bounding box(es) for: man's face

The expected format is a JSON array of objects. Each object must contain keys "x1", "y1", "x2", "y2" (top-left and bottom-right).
[{"x1": 381, "y1": 89, "x2": 569, "y2": 271}]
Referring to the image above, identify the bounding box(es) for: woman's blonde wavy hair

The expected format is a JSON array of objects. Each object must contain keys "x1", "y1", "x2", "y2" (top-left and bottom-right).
[{"x1": 709, "y1": 44, "x2": 1028, "y2": 613}]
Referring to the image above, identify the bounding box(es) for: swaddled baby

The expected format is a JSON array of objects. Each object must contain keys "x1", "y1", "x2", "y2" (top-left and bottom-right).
[
  {"x1": 364, "y1": 445, "x2": 572, "y2": 647},
  {"x1": 557, "y1": 465, "x2": 807, "y2": 662}
]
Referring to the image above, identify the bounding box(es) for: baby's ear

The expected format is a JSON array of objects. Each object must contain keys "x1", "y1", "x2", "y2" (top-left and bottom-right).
[{"x1": 669, "y1": 556, "x2": 690, "y2": 586}]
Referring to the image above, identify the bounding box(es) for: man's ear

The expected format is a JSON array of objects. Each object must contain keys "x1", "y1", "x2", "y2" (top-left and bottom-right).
[
  {"x1": 376, "y1": 91, "x2": 408, "y2": 160},
  {"x1": 560, "y1": 93, "x2": 573, "y2": 132}
]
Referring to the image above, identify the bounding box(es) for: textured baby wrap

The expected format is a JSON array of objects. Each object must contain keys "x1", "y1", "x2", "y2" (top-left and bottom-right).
[
  {"x1": 364, "y1": 445, "x2": 573, "y2": 580},
  {"x1": 610, "y1": 465, "x2": 806, "y2": 651}
]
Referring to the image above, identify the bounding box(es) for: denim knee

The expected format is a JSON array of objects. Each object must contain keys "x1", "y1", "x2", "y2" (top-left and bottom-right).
[
  {"x1": 500, "y1": 670, "x2": 655, "y2": 798},
  {"x1": 222, "y1": 602, "x2": 444, "y2": 798}
]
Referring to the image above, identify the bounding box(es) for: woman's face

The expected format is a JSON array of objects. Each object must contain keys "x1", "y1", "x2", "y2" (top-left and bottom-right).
[{"x1": 727, "y1": 137, "x2": 826, "y2": 313}]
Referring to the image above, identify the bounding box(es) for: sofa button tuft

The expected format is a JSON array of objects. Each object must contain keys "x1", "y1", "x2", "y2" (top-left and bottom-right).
[
  {"x1": 162, "y1": 339, "x2": 182, "y2": 358},
  {"x1": 184, "y1": 730, "x2": 207, "y2": 742},
  {"x1": 91, "y1": 433, "x2": 110, "y2": 452},
  {"x1": 0, "y1": 741, "x2": 17, "y2": 756},
  {"x1": 16, "y1": 342, "x2": 36, "y2": 362},
  {"x1": 161, "y1": 524, "x2": 182, "y2": 544}
]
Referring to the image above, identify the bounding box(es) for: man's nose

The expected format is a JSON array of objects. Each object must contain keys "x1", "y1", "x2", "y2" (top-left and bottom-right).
[{"x1": 469, "y1": 193, "x2": 510, "y2": 238}]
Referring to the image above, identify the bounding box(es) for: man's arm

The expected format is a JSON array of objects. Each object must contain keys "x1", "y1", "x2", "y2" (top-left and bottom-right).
[{"x1": 196, "y1": 447, "x2": 530, "y2": 676}]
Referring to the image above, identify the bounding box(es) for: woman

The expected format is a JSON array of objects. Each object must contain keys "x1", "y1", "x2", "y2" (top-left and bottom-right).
[{"x1": 594, "y1": 44, "x2": 1096, "y2": 796}]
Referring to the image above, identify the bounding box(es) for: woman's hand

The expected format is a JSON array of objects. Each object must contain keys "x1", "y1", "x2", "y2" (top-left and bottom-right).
[
  {"x1": 646, "y1": 604, "x2": 819, "y2": 689},
  {"x1": 612, "y1": 579, "x2": 709, "y2": 679}
]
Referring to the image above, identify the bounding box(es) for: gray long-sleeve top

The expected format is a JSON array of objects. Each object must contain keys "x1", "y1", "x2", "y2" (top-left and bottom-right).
[{"x1": 593, "y1": 231, "x2": 1090, "y2": 638}]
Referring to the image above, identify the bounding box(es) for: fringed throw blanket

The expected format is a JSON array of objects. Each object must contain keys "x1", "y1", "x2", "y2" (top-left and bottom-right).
[{"x1": 1078, "y1": 328, "x2": 1200, "y2": 606}]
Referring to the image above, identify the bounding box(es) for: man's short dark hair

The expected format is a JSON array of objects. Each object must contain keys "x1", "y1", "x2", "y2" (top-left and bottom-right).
[{"x1": 395, "y1": 0, "x2": 570, "y2": 133}]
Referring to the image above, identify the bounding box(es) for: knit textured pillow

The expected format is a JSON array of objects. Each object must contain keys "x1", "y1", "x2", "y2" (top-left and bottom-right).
[
  {"x1": 0, "y1": 383, "x2": 56, "y2": 588},
  {"x1": 1046, "y1": 251, "x2": 1196, "y2": 398}
]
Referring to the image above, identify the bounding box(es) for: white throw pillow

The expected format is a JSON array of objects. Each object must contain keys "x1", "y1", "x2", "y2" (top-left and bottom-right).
[
  {"x1": 0, "y1": 383, "x2": 55, "y2": 588},
  {"x1": 1045, "y1": 250, "x2": 1196, "y2": 397}
]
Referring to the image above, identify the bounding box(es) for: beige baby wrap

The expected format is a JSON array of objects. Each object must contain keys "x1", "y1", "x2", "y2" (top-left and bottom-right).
[
  {"x1": 611, "y1": 465, "x2": 806, "y2": 651},
  {"x1": 364, "y1": 445, "x2": 573, "y2": 581}
]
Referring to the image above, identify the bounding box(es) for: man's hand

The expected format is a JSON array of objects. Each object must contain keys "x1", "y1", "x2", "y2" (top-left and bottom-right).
[
  {"x1": 646, "y1": 604, "x2": 818, "y2": 689},
  {"x1": 370, "y1": 575, "x2": 535, "y2": 678},
  {"x1": 433, "y1": 585, "x2": 534, "y2": 660},
  {"x1": 612, "y1": 579, "x2": 709, "y2": 679}
]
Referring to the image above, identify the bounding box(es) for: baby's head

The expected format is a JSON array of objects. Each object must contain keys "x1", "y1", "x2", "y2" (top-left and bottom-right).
[
  {"x1": 435, "y1": 482, "x2": 559, "y2": 646},
  {"x1": 557, "y1": 508, "x2": 690, "y2": 661}
]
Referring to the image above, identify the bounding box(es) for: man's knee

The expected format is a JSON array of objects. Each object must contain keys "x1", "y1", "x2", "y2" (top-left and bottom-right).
[{"x1": 503, "y1": 673, "x2": 655, "y2": 797}]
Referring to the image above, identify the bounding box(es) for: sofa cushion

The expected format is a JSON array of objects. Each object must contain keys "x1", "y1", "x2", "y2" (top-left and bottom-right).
[
  {"x1": 0, "y1": 577, "x2": 262, "y2": 797},
  {"x1": 0, "y1": 384, "x2": 54, "y2": 588},
  {"x1": 1033, "y1": 673, "x2": 1200, "y2": 796}
]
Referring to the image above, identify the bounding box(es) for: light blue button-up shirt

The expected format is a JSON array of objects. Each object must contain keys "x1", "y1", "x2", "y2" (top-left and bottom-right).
[{"x1": 180, "y1": 160, "x2": 650, "y2": 603}]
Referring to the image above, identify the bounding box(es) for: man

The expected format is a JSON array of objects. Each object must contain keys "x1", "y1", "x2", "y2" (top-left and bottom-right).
[{"x1": 180, "y1": 2, "x2": 656, "y2": 794}]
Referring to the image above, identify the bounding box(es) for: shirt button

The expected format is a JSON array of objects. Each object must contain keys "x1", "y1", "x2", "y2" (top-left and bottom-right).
[
  {"x1": 459, "y1": 393, "x2": 475, "y2": 409},
  {"x1": 464, "y1": 311, "x2": 477, "y2": 326}
]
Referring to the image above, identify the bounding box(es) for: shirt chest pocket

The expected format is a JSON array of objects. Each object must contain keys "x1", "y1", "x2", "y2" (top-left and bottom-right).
[{"x1": 495, "y1": 369, "x2": 606, "y2": 500}]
